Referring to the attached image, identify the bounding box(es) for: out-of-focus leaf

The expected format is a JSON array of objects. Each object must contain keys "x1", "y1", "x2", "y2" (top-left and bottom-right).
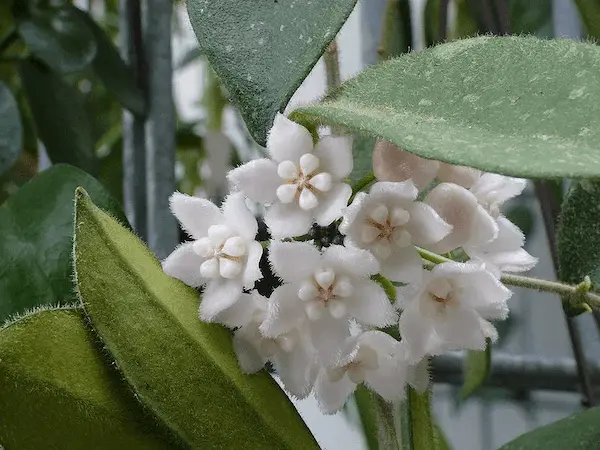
[
  {"x1": 461, "y1": 339, "x2": 491, "y2": 398},
  {"x1": 0, "y1": 164, "x2": 127, "y2": 324},
  {"x1": 0, "y1": 81, "x2": 21, "y2": 174},
  {"x1": 19, "y1": 58, "x2": 97, "y2": 174},
  {"x1": 18, "y1": 6, "x2": 97, "y2": 73},
  {"x1": 574, "y1": 0, "x2": 600, "y2": 39},
  {"x1": 74, "y1": 8, "x2": 146, "y2": 116},
  {"x1": 0, "y1": 308, "x2": 181, "y2": 449},
  {"x1": 73, "y1": 191, "x2": 320, "y2": 449},
  {"x1": 380, "y1": 0, "x2": 412, "y2": 60}
]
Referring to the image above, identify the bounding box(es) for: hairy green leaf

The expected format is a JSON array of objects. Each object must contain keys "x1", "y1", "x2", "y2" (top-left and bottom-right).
[
  {"x1": 0, "y1": 308, "x2": 179, "y2": 449},
  {"x1": 354, "y1": 385, "x2": 401, "y2": 450},
  {"x1": 557, "y1": 181, "x2": 600, "y2": 315},
  {"x1": 186, "y1": 0, "x2": 358, "y2": 146},
  {"x1": 20, "y1": 58, "x2": 98, "y2": 174},
  {"x1": 461, "y1": 340, "x2": 491, "y2": 398},
  {"x1": 0, "y1": 164, "x2": 127, "y2": 324},
  {"x1": 499, "y1": 406, "x2": 600, "y2": 449},
  {"x1": 293, "y1": 36, "x2": 600, "y2": 179},
  {"x1": 18, "y1": 6, "x2": 97, "y2": 73},
  {"x1": 0, "y1": 80, "x2": 21, "y2": 174},
  {"x1": 403, "y1": 388, "x2": 442, "y2": 450},
  {"x1": 74, "y1": 8, "x2": 146, "y2": 116},
  {"x1": 73, "y1": 190, "x2": 319, "y2": 449}
]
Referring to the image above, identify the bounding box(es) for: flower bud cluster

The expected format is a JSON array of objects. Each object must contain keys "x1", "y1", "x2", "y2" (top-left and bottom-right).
[{"x1": 163, "y1": 115, "x2": 536, "y2": 413}]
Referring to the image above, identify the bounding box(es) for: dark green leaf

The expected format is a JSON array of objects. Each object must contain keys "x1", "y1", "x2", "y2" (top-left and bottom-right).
[
  {"x1": 73, "y1": 190, "x2": 320, "y2": 449},
  {"x1": 499, "y1": 406, "x2": 600, "y2": 449},
  {"x1": 573, "y1": 0, "x2": 600, "y2": 39},
  {"x1": 20, "y1": 58, "x2": 98, "y2": 174},
  {"x1": 292, "y1": 36, "x2": 600, "y2": 179},
  {"x1": 354, "y1": 385, "x2": 401, "y2": 450},
  {"x1": 510, "y1": 0, "x2": 552, "y2": 37},
  {"x1": 0, "y1": 81, "x2": 21, "y2": 174},
  {"x1": 74, "y1": 8, "x2": 146, "y2": 116},
  {"x1": 0, "y1": 308, "x2": 180, "y2": 449},
  {"x1": 186, "y1": 0, "x2": 358, "y2": 146},
  {"x1": 461, "y1": 339, "x2": 491, "y2": 398},
  {"x1": 403, "y1": 388, "x2": 443, "y2": 450},
  {"x1": 557, "y1": 181, "x2": 600, "y2": 316},
  {"x1": 18, "y1": 6, "x2": 97, "y2": 73},
  {"x1": 0, "y1": 164, "x2": 127, "y2": 324}
]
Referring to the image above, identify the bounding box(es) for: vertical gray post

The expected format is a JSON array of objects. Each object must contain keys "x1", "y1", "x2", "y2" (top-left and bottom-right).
[
  {"x1": 360, "y1": 0, "x2": 388, "y2": 66},
  {"x1": 144, "y1": 0, "x2": 178, "y2": 259},
  {"x1": 553, "y1": 0, "x2": 583, "y2": 38},
  {"x1": 120, "y1": 0, "x2": 147, "y2": 241}
]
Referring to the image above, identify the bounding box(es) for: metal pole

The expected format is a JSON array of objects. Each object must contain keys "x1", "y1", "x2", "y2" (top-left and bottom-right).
[
  {"x1": 144, "y1": 0, "x2": 178, "y2": 259},
  {"x1": 432, "y1": 351, "x2": 600, "y2": 394},
  {"x1": 120, "y1": 0, "x2": 147, "y2": 241}
]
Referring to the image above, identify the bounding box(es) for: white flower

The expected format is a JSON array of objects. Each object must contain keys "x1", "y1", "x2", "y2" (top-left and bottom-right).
[
  {"x1": 162, "y1": 192, "x2": 263, "y2": 322},
  {"x1": 373, "y1": 141, "x2": 480, "y2": 190},
  {"x1": 373, "y1": 141, "x2": 439, "y2": 190},
  {"x1": 340, "y1": 181, "x2": 452, "y2": 283},
  {"x1": 314, "y1": 331, "x2": 406, "y2": 414},
  {"x1": 424, "y1": 183, "x2": 499, "y2": 254},
  {"x1": 397, "y1": 262, "x2": 511, "y2": 363},
  {"x1": 228, "y1": 113, "x2": 353, "y2": 238},
  {"x1": 223, "y1": 292, "x2": 318, "y2": 398},
  {"x1": 260, "y1": 241, "x2": 397, "y2": 362},
  {"x1": 463, "y1": 174, "x2": 537, "y2": 274}
]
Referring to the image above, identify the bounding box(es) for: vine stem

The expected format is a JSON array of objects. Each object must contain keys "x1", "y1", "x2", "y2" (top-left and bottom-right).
[{"x1": 416, "y1": 247, "x2": 600, "y2": 309}]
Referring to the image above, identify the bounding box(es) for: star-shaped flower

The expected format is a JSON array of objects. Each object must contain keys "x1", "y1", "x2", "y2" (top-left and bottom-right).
[
  {"x1": 162, "y1": 192, "x2": 263, "y2": 322},
  {"x1": 260, "y1": 241, "x2": 397, "y2": 362},
  {"x1": 314, "y1": 331, "x2": 406, "y2": 414},
  {"x1": 397, "y1": 262, "x2": 511, "y2": 363},
  {"x1": 222, "y1": 292, "x2": 318, "y2": 399},
  {"x1": 228, "y1": 113, "x2": 353, "y2": 238},
  {"x1": 340, "y1": 181, "x2": 452, "y2": 283}
]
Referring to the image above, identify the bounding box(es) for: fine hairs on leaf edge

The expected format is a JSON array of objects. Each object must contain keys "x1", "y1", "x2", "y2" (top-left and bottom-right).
[
  {"x1": 71, "y1": 187, "x2": 192, "y2": 450},
  {"x1": 0, "y1": 302, "x2": 81, "y2": 331}
]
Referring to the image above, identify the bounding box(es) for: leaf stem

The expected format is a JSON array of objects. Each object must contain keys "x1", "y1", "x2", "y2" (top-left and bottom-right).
[
  {"x1": 416, "y1": 247, "x2": 600, "y2": 309},
  {"x1": 324, "y1": 40, "x2": 341, "y2": 92}
]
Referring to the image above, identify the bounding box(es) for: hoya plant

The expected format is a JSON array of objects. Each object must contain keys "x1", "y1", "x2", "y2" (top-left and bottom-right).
[{"x1": 2, "y1": 0, "x2": 600, "y2": 449}]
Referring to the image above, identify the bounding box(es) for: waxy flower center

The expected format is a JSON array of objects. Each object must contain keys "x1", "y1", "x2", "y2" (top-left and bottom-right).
[
  {"x1": 426, "y1": 277, "x2": 455, "y2": 307},
  {"x1": 361, "y1": 203, "x2": 412, "y2": 259},
  {"x1": 276, "y1": 153, "x2": 333, "y2": 211},
  {"x1": 297, "y1": 267, "x2": 354, "y2": 321},
  {"x1": 193, "y1": 224, "x2": 247, "y2": 280}
]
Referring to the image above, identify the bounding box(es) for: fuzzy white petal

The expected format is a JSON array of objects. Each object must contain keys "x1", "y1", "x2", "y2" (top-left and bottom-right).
[
  {"x1": 273, "y1": 343, "x2": 318, "y2": 399},
  {"x1": 373, "y1": 141, "x2": 439, "y2": 190},
  {"x1": 314, "y1": 368, "x2": 356, "y2": 414},
  {"x1": 339, "y1": 192, "x2": 368, "y2": 235},
  {"x1": 313, "y1": 135, "x2": 353, "y2": 179},
  {"x1": 264, "y1": 201, "x2": 313, "y2": 238},
  {"x1": 399, "y1": 301, "x2": 440, "y2": 363},
  {"x1": 268, "y1": 240, "x2": 321, "y2": 282},
  {"x1": 370, "y1": 180, "x2": 418, "y2": 202},
  {"x1": 199, "y1": 279, "x2": 244, "y2": 322},
  {"x1": 260, "y1": 283, "x2": 306, "y2": 338},
  {"x1": 227, "y1": 159, "x2": 279, "y2": 203},
  {"x1": 169, "y1": 192, "x2": 224, "y2": 239},
  {"x1": 215, "y1": 292, "x2": 266, "y2": 328},
  {"x1": 406, "y1": 202, "x2": 453, "y2": 246},
  {"x1": 309, "y1": 315, "x2": 351, "y2": 363},
  {"x1": 242, "y1": 241, "x2": 263, "y2": 289},
  {"x1": 322, "y1": 245, "x2": 380, "y2": 278},
  {"x1": 439, "y1": 306, "x2": 488, "y2": 352},
  {"x1": 465, "y1": 205, "x2": 499, "y2": 248},
  {"x1": 233, "y1": 330, "x2": 268, "y2": 373},
  {"x1": 162, "y1": 242, "x2": 206, "y2": 287},
  {"x1": 380, "y1": 246, "x2": 424, "y2": 284},
  {"x1": 313, "y1": 183, "x2": 352, "y2": 227},
  {"x1": 267, "y1": 113, "x2": 314, "y2": 163},
  {"x1": 436, "y1": 163, "x2": 481, "y2": 189},
  {"x1": 222, "y1": 192, "x2": 258, "y2": 240},
  {"x1": 345, "y1": 280, "x2": 397, "y2": 327}
]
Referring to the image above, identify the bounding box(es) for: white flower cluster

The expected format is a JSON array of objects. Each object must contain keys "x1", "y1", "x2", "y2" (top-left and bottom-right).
[{"x1": 163, "y1": 115, "x2": 537, "y2": 414}]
